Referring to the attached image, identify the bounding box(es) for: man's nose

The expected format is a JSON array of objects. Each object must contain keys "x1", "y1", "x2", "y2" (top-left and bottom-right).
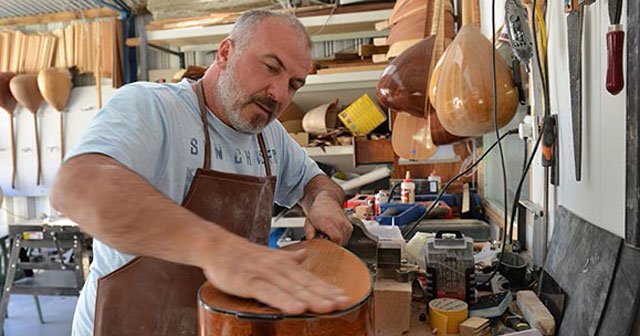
[{"x1": 266, "y1": 77, "x2": 291, "y2": 108}]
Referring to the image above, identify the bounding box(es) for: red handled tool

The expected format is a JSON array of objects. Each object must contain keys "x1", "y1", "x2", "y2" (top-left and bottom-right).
[{"x1": 606, "y1": 0, "x2": 624, "y2": 95}]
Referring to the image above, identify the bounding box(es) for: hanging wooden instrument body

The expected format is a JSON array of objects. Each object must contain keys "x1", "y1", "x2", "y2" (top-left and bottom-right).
[
  {"x1": 37, "y1": 67, "x2": 72, "y2": 159},
  {"x1": 0, "y1": 72, "x2": 17, "y2": 189},
  {"x1": 377, "y1": 36, "x2": 463, "y2": 147},
  {"x1": 386, "y1": 0, "x2": 456, "y2": 59},
  {"x1": 378, "y1": 0, "x2": 462, "y2": 160},
  {"x1": 9, "y1": 74, "x2": 44, "y2": 185},
  {"x1": 197, "y1": 239, "x2": 374, "y2": 336},
  {"x1": 434, "y1": 24, "x2": 519, "y2": 137}
]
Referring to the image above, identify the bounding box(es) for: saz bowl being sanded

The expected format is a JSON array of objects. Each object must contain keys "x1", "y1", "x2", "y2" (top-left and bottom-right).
[{"x1": 197, "y1": 239, "x2": 374, "y2": 336}]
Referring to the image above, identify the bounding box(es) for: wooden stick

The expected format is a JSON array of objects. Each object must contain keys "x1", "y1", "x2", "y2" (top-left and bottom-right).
[{"x1": 95, "y1": 21, "x2": 102, "y2": 109}]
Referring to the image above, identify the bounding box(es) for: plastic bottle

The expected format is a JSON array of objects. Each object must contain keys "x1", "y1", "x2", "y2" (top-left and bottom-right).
[
  {"x1": 401, "y1": 171, "x2": 415, "y2": 204},
  {"x1": 428, "y1": 170, "x2": 441, "y2": 194},
  {"x1": 374, "y1": 190, "x2": 389, "y2": 215}
]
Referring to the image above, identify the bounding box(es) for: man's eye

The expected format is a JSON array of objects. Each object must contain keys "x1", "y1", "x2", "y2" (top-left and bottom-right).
[{"x1": 265, "y1": 64, "x2": 279, "y2": 73}]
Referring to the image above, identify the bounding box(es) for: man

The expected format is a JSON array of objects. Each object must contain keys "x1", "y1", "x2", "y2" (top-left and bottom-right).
[{"x1": 51, "y1": 10, "x2": 353, "y2": 335}]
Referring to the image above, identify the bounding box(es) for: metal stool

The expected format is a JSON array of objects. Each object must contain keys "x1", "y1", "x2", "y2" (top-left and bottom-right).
[{"x1": 0, "y1": 220, "x2": 88, "y2": 331}]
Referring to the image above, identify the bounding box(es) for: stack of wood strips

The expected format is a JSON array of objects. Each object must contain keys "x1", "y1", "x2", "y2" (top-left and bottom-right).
[
  {"x1": 0, "y1": 19, "x2": 117, "y2": 79},
  {"x1": 0, "y1": 31, "x2": 57, "y2": 73}
]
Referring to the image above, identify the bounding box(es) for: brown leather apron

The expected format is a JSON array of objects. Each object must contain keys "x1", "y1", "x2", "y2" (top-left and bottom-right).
[{"x1": 94, "y1": 81, "x2": 276, "y2": 336}]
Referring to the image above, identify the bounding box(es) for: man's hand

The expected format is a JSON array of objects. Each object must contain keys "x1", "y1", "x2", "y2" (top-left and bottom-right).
[
  {"x1": 199, "y1": 234, "x2": 351, "y2": 315},
  {"x1": 304, "y1": 193, "x2": 353, "y2": 245}
]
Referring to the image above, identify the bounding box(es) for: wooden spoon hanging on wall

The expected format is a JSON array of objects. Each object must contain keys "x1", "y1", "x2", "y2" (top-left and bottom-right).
[
  {"x1": 0, "y1": 72, "x2": 18, "y2": 189},
  {"x1": 433, "y1": 0, "x2": 519, "y2": 137},
  {"x1": 37, "y1": 68, "x2": 73, "y2": 161},
  {"x1": 10, "y1": 74, "x2": 44, "y2": 186}
]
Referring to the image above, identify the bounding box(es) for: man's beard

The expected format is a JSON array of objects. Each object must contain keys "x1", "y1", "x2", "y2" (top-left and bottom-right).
[{"x1": 216, "y1": 57, "x2": 279, "y2": 134}]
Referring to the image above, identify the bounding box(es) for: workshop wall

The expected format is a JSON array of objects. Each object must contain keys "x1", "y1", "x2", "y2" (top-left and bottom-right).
[
  {"x1": 478, "y1": 0, "x2": 627, "y2": 247},
  {"x1": 536, "y1": 0, "x2": 627, "y2": 239}
]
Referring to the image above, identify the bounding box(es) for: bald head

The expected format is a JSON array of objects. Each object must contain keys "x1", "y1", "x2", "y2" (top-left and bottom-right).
[{"x1": 228, "y1": 10, "x2": 311, "y2": 52}]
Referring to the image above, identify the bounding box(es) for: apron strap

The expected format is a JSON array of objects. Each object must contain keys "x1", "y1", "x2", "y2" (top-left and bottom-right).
[
  {"x1": 257, "y1": 133, "x2": 272, "y2": 177},
  {"x1": 195, "y1": 80, "x2": 272, "y2": 176},
  {"x1": 195, "y1": 81, "x2": 212, "y2": 170}
]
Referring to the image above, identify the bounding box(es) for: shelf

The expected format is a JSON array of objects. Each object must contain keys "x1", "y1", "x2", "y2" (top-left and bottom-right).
[
  {"x1": 299, "y1": 69, "x2": 383, "y2": 93},
  {"x1": 146, "y1": 8, "x2": 392, "y2": 48},
  {"x1": 304, "y1": 145, "x2": 353, "y2": 157}
]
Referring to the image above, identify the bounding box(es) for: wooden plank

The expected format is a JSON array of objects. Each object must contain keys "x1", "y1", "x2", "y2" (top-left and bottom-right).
[
  {"x1": 0, "y1": 8, "x2": 117, "y2": 27},
  {"x1": 373, "y1": 37, "x2": 388, "y2": 46},
  {"x1": 101, "y1": 20, "x2": 114, "y2": 78},
  {"x1": 354, "y1": 137, "x2": 394, "y2": 165},
  {"x1": 374, "y1": 278, "x2": 412, "y2": 336},
  {"x1": 372, "y1": 54, "x2": 387, "y2": 63},
  {"x1": 375, "y1": 20, "x2": 389, "y2": 31},
  {"x1": 316, "y1": 63, "x2": 387, "y2": 75},
  {"x1": 358, "y1": 44, "x2": 390, "y2": 57},
  {"x1": 482, "y1": 199, "x2": 506, "y2": 231}
]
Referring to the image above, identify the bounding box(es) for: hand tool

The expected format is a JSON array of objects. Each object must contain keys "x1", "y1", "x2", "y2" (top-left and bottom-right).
[
  {"x1": 565, "y1": 0, "x2": 587, "y2": 181},
  {"x1": 606, "y1": 0, "x2": 624, "y2": 95}
]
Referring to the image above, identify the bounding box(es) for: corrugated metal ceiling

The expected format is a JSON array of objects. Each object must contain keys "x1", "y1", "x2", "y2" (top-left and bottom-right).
[{"x1": 0, "y1": 0, "x2": 147, "y2": 19}]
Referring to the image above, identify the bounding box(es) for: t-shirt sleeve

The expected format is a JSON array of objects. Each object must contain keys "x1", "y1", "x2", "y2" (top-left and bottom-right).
[
  {"x1": 65, "y1": 84, "x2": 167, "y2": 181},
  {"x1": 272, "y1": 123, "x2": 323, "y2": 208}
]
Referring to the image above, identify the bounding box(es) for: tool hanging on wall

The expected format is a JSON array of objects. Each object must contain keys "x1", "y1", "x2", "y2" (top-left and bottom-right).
[
  {"x1": 565, "y1": 0, "x2": 584, "y2": 182},
  {"x1": 606, "y1": 0, "x2": 624, "y2": 95},
  {"x1": 505, "y1": 0, "x2": 534, "y2": 69},
  {"x1": 541, "y1": 115, "x2": 559, "y2": 185},
  {"x1": 37, "y1": 68, "x2": 73, "y2": 161},
  {"x1": 9, "y1": 74, "x2": 44, "y2": 186},
  {"x1": 0, "y1": 72, "x2": 17, "y2": 189},
  {"x1": 565, "y1": 0, "x2": 596, "y2": 182}
]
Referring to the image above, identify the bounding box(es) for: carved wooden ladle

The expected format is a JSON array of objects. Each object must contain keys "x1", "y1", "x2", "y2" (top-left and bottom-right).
[
  {"x1": 10, "y1": 74, "x2": 44, "y2": 186},
  {"x1": 38, "y1": 68, "x2": 73, "y2": 160},
  {"x1": 0, "y1": 72, "x2": 17, "y2": 189}
]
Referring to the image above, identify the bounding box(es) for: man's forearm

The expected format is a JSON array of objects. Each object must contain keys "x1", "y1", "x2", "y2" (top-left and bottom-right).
[
  {"x1": 50, "y1": 154, "x2": 233, "y2": 268},
  {"x1": 299, "y1": 175, "x2": 345, "y2": 212}
]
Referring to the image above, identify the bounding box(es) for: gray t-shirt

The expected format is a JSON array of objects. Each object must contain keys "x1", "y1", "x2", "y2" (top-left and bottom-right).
[{"x1": 68, "y1": 80, "x2": 322, "y2": 335}]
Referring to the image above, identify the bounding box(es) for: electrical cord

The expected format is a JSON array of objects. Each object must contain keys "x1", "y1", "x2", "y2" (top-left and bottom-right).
[
  {"x1": 400, "y1": 129, "x2": 519, "y2": 239},
  {"x1": 478, "y1": 0, "x2": 550, "y2": 287},
  {"x1": 491, "y1": 0, "x2": 510, "y2": 255},
  {"x1": 478, "y1": 116, "x2": 547, "y2": 287},
  {"x1": 523, "y1": 137, "x2": 528, "y2": 173}
]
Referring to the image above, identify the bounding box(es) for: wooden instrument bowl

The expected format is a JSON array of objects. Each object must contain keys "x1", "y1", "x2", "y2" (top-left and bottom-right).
[
  {"x1": 434, "y1": 25, "x2": 518, "y2": 137},
  {"x1": 0, "y1": 72, "x2": 17, "y2": 113},
  {"x1": 197, "y1": 239, "x2": 374, "y2": 336}
]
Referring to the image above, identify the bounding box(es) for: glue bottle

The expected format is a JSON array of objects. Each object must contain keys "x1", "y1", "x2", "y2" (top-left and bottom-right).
[{"x1": 401, "y1": 171, "x2": 415, "y2": 204}]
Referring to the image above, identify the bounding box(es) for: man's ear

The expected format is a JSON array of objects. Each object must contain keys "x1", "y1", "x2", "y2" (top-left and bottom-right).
[{"x1": 216, "y1": 38, "x2": 235, "y2": 69}]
